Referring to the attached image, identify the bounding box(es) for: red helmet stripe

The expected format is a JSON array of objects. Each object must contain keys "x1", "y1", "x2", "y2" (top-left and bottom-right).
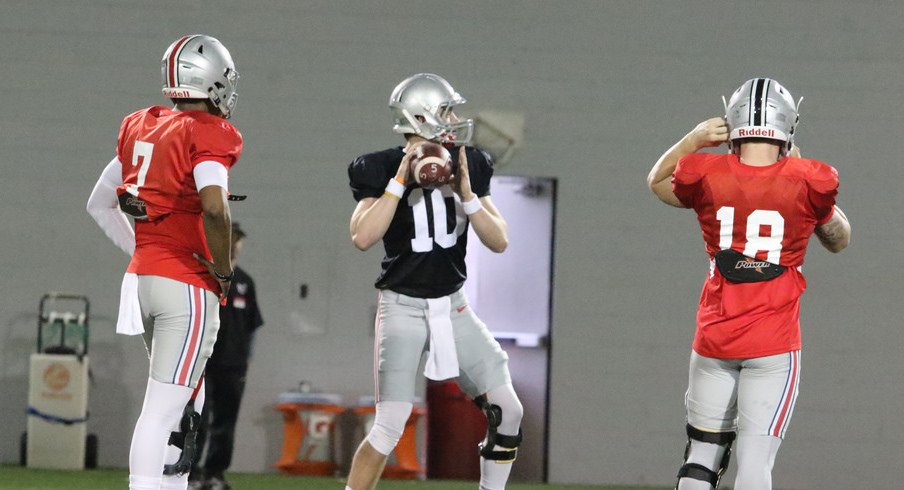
[{"x1": 166, "y1": 35, "x2": 196, "y2": 88}]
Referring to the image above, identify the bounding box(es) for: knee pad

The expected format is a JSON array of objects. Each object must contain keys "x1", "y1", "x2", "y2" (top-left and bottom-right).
[
  {"x1": 676, "y1": 424, "x2": 736, "y2": 489},
  {"x1": 366, "y1": 401, "x2": 413, "y2": 455},
  {"x1": 474, "y1": 394, "x2": 522, "y2": 462},
  {"x1": 163, "y1": 380, "x2": 205, "y2": 476}
]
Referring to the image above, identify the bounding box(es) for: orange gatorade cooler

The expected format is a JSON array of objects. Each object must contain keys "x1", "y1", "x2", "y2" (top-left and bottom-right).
[{"x1": 274, "y1": 392, "x2": 345, "y2": 476}]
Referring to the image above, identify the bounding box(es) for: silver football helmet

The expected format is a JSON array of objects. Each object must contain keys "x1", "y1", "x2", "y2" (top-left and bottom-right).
[
  {"x1": 389, "y1": 73, "x2": 473, "y2": 145},
  {"x1": 724, "y1": 78, "x2": 800, "y2": 154},
  {"x1": 161, "y1": 35, "x2": 239, "y2": 119}
]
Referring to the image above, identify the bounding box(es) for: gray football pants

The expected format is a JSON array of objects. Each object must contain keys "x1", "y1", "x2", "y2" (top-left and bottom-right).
[
  {"x1": 373, "y1": 288, "x2": 511, "y2": 402},
  {"x1": 138, "y1": 275, "x2": 220, "y2": 388},
  {"x1": 686, "y1": 349, "x2": 801, "y2": 437}
]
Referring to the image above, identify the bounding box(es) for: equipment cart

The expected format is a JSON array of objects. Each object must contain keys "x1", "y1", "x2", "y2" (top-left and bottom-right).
[{"x1": 20, "y1": 293, "x2": 97, "y2": 469}]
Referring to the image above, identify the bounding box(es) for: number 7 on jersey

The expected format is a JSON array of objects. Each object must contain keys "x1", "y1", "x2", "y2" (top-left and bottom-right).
[{"x1": 125, "y1": 140, "x2": 155, "y2": 196}]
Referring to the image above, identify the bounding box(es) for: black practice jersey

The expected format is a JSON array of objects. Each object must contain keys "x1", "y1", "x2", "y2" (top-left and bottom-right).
[{"x1": 348, "y1": 146, "x2": 494, "y2": 298}]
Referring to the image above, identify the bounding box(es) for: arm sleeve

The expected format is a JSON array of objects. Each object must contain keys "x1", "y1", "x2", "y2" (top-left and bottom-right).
[
  {"x1": 809, "y1": 163, "x2": 839, "y2": 225},
  {"x1": 348, "y1": 155, "x2": 388, "y2": 201},
  {"x1": 671, "y1": 154, "x2": 705, "y2": 209},
  {"x1": 193, "y1": 160, "x2": 229, "y2": 192},
  {"x1": 469, "y1": 148, "x2": 495, "y2": 197},
  {"x1": 190, "y1": 120, "x2": 243, "y2": 169},
  {"x1": 86, "y1": 157, "x2": 135, "y2": 256}
]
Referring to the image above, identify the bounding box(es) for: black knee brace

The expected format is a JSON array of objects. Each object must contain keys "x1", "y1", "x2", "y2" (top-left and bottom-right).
[
  {"x1": 675, "y1": 424, "x2": 736, "y2": 489},
  {"x1": 474, "y1": 395, "x2": 522, "y2": 462},
  {"x1": 163, "y1": 401, "x2": 202, "y2": 476}
]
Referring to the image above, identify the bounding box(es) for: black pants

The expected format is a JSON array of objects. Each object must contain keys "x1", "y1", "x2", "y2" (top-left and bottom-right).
[{"x1": 192, "y1": 365, "x2": 247, "y2": 479}]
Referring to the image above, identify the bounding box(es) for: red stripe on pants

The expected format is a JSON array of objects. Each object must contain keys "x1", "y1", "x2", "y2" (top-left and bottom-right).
[
  {"x1": 771, "y1": 351, "x2": 798, "y2": 436},
  {"x1": 178, "y1": 286, "x2": 203, "y2": 385}
]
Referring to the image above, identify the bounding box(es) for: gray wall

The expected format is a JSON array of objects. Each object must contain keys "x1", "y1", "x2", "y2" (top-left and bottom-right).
[{"x1": 1, "y1": 1, "x2": 900, "y2": 488}]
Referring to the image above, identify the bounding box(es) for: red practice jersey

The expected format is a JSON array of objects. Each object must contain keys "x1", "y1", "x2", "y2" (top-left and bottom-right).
[
  {"x1": 672, "y1": 152, "x2": 838, "y2": 359},
  {"x1": 116, "y1": 106, "x2": 242, "y2": 292}
]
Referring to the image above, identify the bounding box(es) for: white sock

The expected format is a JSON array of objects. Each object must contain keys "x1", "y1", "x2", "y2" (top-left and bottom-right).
[
  {"x1": 160, "y1": 475, "x2": 187, "y2": 490},
  {"x1": 129, "y1": 474, "x2": 161, "y2": 490},
  {"x1": 733, "y1": 434, "x2": 781, "y2": 490},
  {"x1": 677, "y1": 474, "x2": 716, "y2": 490},
  {"x1": 479, "y1": 384, "x2": 523, "y2": 490},
  {"x1": 129, "y1": 378, "x2": 193, "y2": 483},
  {"x1": 162, "y1": 385, "x2": 206, "y2": 490},
  {"x1": 677, "y1": 439, "x2": 727, "y2": 490},
  {"x1": 479, "y1": 457, "x2": 514, "y2": 490}
]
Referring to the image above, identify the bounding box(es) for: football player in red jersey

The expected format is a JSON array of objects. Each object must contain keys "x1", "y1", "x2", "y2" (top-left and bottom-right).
[
  {"x1": 86, "y1": 35, "x2": 241, "y2": 490},
  {"x1": 647, "y1": 78, "x2": 851, "y2": 490}
]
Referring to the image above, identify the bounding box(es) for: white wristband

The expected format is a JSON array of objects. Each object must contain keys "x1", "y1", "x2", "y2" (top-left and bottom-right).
[
  {"x1": 384, "y1": 178, "x2": 405, "y2": 199},
  {"x1": 462, "y1": 196, "x2": 483, "y2": 215}
]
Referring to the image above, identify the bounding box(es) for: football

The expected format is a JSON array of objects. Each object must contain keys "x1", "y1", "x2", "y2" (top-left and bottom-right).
[{"x1": 409, "y1": 143, "x2": 453, "y2": 189}]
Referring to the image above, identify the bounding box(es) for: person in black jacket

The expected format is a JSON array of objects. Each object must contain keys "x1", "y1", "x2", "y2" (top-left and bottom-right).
[{"x1": 189, "y1": 222, "x2": 263, "y2": 490}]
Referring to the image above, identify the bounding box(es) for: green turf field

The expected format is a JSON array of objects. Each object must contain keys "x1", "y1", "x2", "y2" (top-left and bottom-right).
[{"x1": 0, "y1": 466, "x2": 668, "y2": 490}]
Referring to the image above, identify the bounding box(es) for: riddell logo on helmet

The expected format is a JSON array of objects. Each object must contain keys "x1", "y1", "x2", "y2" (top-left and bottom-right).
[
  {"x1": 163, "y1": 88, "x2": 191, "y2": 98},
  {"x1": 738, "y1": 128, "x2": 775, "y2": 138}
]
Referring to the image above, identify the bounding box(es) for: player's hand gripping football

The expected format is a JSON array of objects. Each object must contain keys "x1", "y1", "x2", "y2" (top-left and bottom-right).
[
  {"x1": 193, "y1": 253, "x2": 232, "y2": 302},
  {"x1": 686, "y1": 117, "x2": 730, "y2": 150},
  {"x1": 451, "y1": 146, "x2": 475, "y2": 201},
  {"x1": 396, "y1": 141, "x2": 425, "y2": 185}
]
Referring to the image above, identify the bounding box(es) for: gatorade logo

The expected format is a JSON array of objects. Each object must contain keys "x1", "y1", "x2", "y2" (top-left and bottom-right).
[
  {"x1": 308, "y1": 413, "x2": 333, "y2": 440},
  {"x1": 43, "y1": 363, "x2": 70, "y2": 391}
]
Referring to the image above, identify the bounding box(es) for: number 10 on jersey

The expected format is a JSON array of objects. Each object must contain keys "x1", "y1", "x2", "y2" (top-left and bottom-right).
[{"x1": 409, "y1": 188, "x2": 467, "y2": 253}]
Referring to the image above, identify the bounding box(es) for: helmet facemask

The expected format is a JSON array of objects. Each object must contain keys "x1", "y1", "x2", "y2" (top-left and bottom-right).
[{"x1": 208, "y1": 67, "x2": 239, "y2": 119}]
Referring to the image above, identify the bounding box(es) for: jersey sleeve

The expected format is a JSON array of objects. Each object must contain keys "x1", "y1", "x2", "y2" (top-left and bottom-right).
[
  {"x1": 190, "y1": 120, "x2": 243, "y2": 170},
  {"x1": 468, "y1": 148, "x2": 495, "y2": 197},
  {"x1": 671, "y1": 153, "x2": 708, "y2": 208},
  {"x1": 807, "y1": 161, "x2": 839, "y2": 225},
  {"x1": 348, "y1": 155, "x2": 389, "y2": 201},
  {"x1": 116, "y1": 111, "x2": 139, "y2": 165}
]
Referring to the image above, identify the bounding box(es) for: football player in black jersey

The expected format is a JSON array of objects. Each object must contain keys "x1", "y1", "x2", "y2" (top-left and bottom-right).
[{"x1": 346, "y1": 73, "x2": 524, "y2": 490}]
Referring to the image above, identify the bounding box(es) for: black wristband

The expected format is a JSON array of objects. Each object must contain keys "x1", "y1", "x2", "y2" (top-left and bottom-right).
[{"x1": 214, "y1": 270, "x2": 234, "y2": 282}]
